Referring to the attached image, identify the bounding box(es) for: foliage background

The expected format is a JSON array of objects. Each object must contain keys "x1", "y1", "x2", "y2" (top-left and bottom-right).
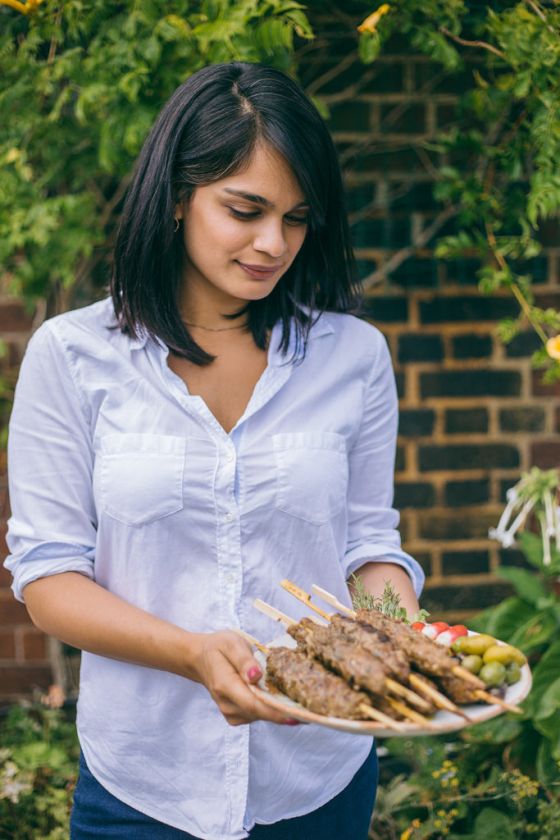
[{"x1": 1, "y1": 1, "x2": 560, "y2": 838}]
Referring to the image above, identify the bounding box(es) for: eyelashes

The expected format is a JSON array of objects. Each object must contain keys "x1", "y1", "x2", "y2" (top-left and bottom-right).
[{"x1": 227, "y1": 208, "x2": 309, "y2": 226}]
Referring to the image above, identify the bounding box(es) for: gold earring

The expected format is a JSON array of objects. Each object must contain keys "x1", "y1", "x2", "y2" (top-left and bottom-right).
[{"x1": 174, "y1": 218, "x2": 180, "y2": 233}]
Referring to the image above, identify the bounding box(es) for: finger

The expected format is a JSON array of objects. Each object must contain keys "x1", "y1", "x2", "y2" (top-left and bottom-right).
[{"x1": 222, "y1": 635, "x2": 264, "y2": 685}]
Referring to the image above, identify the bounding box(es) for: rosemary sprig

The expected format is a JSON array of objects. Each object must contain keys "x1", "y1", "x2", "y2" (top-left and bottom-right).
[{"x1": 350, "y1": 575, "x2": 429, "y2": 624}]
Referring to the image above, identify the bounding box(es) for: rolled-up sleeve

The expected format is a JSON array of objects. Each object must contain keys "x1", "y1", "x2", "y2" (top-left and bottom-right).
[
  {"x1": 4, "y1": 323, "x2": 96, "y2": 602},
  {"x1": 342, "y1": 335, "x2": 425, "y2": 597}
]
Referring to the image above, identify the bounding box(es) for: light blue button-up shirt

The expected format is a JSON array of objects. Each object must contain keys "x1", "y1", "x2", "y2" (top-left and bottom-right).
[{"x1": 5, "y1": 297, "x2": 423, "y2": 839}]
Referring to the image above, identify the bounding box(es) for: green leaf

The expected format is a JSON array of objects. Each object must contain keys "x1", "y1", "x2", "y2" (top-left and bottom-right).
[
  {"x1": 525, "y1": 639, "x2": 560, "y2": 717},
  {"x1": 508, "y1": 609, "x2": 558, "y2": 653},
  {"x1": 536, "y1": 735, "x2": 560, "y2": 785},
  {"x1": 468, "y1": 596, "x2": 534, "y2": 641},
  {"x1": 472, "y1": 808, "x2": 515, "y2": 840},
  {"x1": 358, "y1": 31, "x2": 381, "y2": 64},
  {"x1": 494, "y1": 566, "x2": 547, "y2": 605},
  {"x1": 462, "y1": 714, "x2": 523, "y2": 745}
]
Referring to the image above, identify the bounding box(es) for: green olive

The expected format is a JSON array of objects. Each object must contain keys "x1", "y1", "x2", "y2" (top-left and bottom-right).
[
  {"x1": 483, "y1": 644, "x2": 526, "y2": 667},
  {"x1": 479, "y1": 661, "x2": 507, "y2": 687},
  {"x1": 505, "y1": 663, "x2": 522, "y2": 685},
  {"x1": 452, "y1": 634, "x2": 496, "y2": 656},
  {"x1": 461, "y1": 654, "x2": 483, "y2": 674}
]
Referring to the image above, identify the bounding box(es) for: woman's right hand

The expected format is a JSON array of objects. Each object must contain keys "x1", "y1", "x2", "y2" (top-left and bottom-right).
[{"x1": 190, "y1": 630, "x2": 300, "y2": 727}]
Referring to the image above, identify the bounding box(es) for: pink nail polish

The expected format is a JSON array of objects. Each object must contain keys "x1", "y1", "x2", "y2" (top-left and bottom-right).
[{"x1": 247, "y1": 666, "x2": 262, "y2": 681}]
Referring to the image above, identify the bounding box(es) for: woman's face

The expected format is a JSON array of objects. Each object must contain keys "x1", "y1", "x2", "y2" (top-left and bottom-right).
[{"x1": 176, "y1": 143, "x2": 310, "y2": 312}]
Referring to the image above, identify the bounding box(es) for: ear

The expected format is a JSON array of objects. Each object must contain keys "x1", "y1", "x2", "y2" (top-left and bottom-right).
[{"x1": 174, "y1": 203, "x2": 183, "y2": 221}]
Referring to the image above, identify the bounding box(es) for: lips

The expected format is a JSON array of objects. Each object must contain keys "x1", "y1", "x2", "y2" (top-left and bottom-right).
[{"x1": 236, "y1": 261, "x2": 282, "y2": 279}]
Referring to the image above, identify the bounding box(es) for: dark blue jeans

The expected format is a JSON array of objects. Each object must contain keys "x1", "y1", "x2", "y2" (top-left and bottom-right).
[{"x1": 70, "y1": 744, "x2": 378, "y2": 840}]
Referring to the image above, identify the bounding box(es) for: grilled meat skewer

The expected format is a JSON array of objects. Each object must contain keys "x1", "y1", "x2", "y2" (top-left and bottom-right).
[
  {"x1": 288, "y1": 618, "x2": 389, "y2": 696},
  {"x1": 330, "y1": 614, "x2": 410, "y2": 682},
  {"x1": 266, "y1": 647, "x2": 373, "y2": 719}
]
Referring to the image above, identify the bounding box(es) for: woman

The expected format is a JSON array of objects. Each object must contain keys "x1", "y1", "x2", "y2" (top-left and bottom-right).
[{"x1": 5, "y1": 62, "x2": 424, "y2": 839}]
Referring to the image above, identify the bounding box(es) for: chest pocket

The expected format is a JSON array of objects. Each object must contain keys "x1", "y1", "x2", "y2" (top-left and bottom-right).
[
  {"x1": 97, "y1": 434, "x2": 186, "y2": 527},
  {"x1": 273, "y1": 432, "x2": 348, "y2": 525}
]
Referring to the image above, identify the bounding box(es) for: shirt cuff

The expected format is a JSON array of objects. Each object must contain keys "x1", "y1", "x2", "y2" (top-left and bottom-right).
[
  {"x1": 4, "y1": 542, "x2": 95, "y2": 603},
  {"x1": 343, "y1": 544, "x2": 425, "y2": 598}
]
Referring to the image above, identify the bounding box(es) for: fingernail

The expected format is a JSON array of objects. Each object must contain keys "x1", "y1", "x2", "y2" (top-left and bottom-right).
[
  {"x1": 283, "y1": 719, "x2": 300, "y2": 726},
  {"x1": 247, "y1": 666, "x2": 262, "y2": 681}
]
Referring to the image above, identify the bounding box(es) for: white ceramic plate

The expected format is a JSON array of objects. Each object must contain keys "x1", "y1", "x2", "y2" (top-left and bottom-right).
[{"x1": 250, "y1": 632, "x2": 532, "y2": 738}]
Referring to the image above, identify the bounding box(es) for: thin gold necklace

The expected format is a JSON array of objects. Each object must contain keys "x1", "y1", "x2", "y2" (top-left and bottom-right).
[{"x1": 183, "y1": 321, "x2": 248, "y2": 332}]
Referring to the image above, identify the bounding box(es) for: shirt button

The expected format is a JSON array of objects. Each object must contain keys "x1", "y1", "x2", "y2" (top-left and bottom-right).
[
  {"x1": 226, "y1": 452, "x2": 234, "y2": 462},
  {"x1": 227, "y1": 573, "x2": 236, "y2": 584},
  {"x1": 225, "y1": 512, "x2": 234, "y2": 522}
]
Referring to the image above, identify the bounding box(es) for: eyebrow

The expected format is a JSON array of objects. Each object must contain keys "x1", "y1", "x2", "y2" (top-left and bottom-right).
[{"x1": 222, "y1": 188, "x2": 310, "y2": 211}]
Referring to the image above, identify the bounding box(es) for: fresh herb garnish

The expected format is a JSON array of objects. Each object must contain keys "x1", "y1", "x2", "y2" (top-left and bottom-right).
[{"x1": 349, "y1": 575, "x2": 430, "y2": 624}]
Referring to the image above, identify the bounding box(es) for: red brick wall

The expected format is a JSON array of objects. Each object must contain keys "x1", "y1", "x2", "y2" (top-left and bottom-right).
[
  {"x1": 2, "y1": 29, "x2": 558, "y2": 700},
  {"x1": 1, "y1": 298, "x2": 51, "y2": 702}
]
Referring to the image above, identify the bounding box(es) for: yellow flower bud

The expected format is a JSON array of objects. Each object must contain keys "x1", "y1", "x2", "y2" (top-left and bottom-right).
[
  {"x1": 546, "y1": 335, "x2": 560, "y2": 360},
  {"x1": 357, "y1": 4, "x2": 391, "y2": 34}
]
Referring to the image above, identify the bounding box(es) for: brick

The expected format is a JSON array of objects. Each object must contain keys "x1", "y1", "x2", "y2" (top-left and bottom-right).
[
  {"x1": 310, "y1": 59, "x2": 404, "y2": 95},
  {"x1": 530, "y1": 441, "x2": 560, "y2": 470},
  {"x1": 421, "y1": 370, "x2": 521, "y2": 398},
  {"x1": 445, "y1": 408, "x2": 488, "y2": 434},
  {"x1": 356, "y1": 259, "x2": 378, "y2": 281},
  {"x1": 411, "y1": 552, "x2": 432, "y2": 577},
  {"x1": 398, "y1": 409, "x2": 435, "y2": 436},
  {"x1": 537, "y1": 218, "x2": 560, "y2": 248},
  {"x1": 510, "y1": 255, "x2": 549, "y2": 285},
  {"x1": 418, "y1": 512, "x2": 496, "y2": 540},
  {"x1": 0, "y1": 303, "x2": 34, "y2": 332},
  {"x1": 394, "y1": 482, "x2": 436, "y2": 509},
  {"x1": 346, "y1": 183, "x2": 376, "y2": 214},
  {"x1": 498, "y1": 548, "x2": 533, "y2": 571},
  {"x1": 442, "y1": 551, "x2": 490, "y2": 576},
  {"x1": 0, "y1": 595, "x2": 31, "y2": 626},
  {"x1": 380, "y1": 103, "x2": 426, "y2": 133},
  {"x1": 398, "y1": 335, "x2": 443, "y2": 363},
  {"x1": 452, "y1": 334, "x2": 493, "y2": 359},
  {"x1": 0, "y1": 629, "x2": 15, "y2": 658},
  {"x1": 392, "y1": 257, "x2": 439, "y2": 288},
  {"x1": 395, "y1": 371, "x2": 405, "y2": 399},
  {"x1": 499, "y1": 407, "x2": 545, "y2": 433},
  {"x1": 395, "y1": 445, "x2": 406, "y2": 472},
  {"x1": 421, "y1": 583, "x2": 513, "y2": 614},
  {"x1": 445, "y1": 479, "x2": 490, "y2": 506},
  {"x1": 413, "y1": 63, "x2": 476, "y2": 94},
  {"x1": 329, "y1": 101, "x2": 371, "y2": 132},
  {"x1": 556, "y1": 407, "x2": 560, "y2": 433},
  {"x1": 531, "y1": 369, "x2": 560, "y2": 397},
  {"x1": 352, "y1": 218, "x2": 410, "y2": 250},
  {"x1": 355, "y1": 148, "x2": 422, "y2": 173},
  {"x1": 419, "y1": 445, "x2": 519, "y2": 471},
  {"x1": 499, "y1": 478, "x2": 521, "y2": 503},
  {"x1": 0, "y1": 665, "x2": 51, "y2": 694},
  {"x1": 391, "y1": 182, "x2": 438, "y2": 213},
  {"x1": 362, "y1": 297, "x2": 408, "y2": 323},
  {"x1": 419, "y1": 296, "x2": 518, "y2": 323},
  {"x1": 444, "y1": 258, "x2": 481, "y2": 286},
  {"x1": 436, "y1": 103, "x2": 458, "y2": 129},
  {"x1": 505, "y1": 331, "x2": 541, "y2": 358},
  {"x1": 22, "y1": 628, "x2": 48, "y2": 660}
]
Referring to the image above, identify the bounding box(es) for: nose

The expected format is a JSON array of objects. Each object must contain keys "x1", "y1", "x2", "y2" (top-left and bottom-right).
[{"x1": 253, "y1": 218, "x2": 288, "y2": 259}]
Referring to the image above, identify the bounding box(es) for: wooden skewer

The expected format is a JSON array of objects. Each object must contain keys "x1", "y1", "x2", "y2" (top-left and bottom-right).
[
  {"x1": 281, "y1": 580, "x2": 432, "y2": 713},
  {"x1": 311, "y1": 584, "x2": 356, "y2": 617},
  {"x1": 232, "y1": 628, "x2": 270, "y2": 655},
  {"x1": 408, "y1": 674, "x2": 471, "y2": 721},
  {"x1": 454, "y1": 665, "x2": 486, "y2": 688},
  {"x1": 281, "y1": 579, "x2": 332, "y2": 621},
  {"x1": 254, "y1": 597, "x2": 424, "y2": 727},
  {"x1": 358, "y1": 703, "x2": 405, "y2": 731},
  {"x1": 475, "y1": 691, "x2": 523, "y2": 715},
  {"x1": 387, "y1": 697, "x2": 436, "y2": 728}
]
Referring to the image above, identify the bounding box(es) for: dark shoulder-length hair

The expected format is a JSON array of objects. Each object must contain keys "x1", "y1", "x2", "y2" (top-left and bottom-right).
[{"x1": 112, "y1": 61, "x2": 361, "y2": 364}]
